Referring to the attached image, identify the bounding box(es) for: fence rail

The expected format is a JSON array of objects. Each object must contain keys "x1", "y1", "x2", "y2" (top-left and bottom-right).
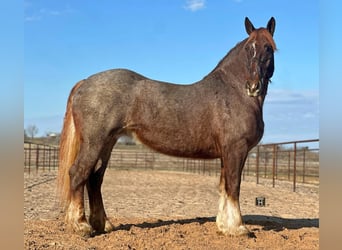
[
  {"x1": 24, "y1": 139, "x2": 319, "y2": 191},
  {"x1": 24, "y1": 142, "x2": 59, "y2": 174},
  {"x1": 244, "y1": 139, "x2": 319, "y2": 191}
]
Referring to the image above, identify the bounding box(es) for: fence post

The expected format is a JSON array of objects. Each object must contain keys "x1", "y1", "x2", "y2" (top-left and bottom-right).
[
  {"x1": 247, "y1": 154, "x2": 250, "y2": 177},
  {"x1": 264, "y1": 149, "x2": 267, "y2": 178},
  {"x1": 42, "y1": 145, "x2": 46, "y2": 172},
  {"x1": 182, "y1": 158, "x2": 185, "y2": 173},
  {"x1": 36, "y1": 144, "x2": 40, "y2": 173},
  {"x1": 203, "y1": 160, "x2": 206, "y2": 175},
  {"x1": 49, "y1": 146, "x2": 52, "y2": 171},
  {"x1": 275, "y1": 147, "x2": 278, "y2": 179},
  {"x1": 272, "y1": 144, "x2": 276, "y2": 188},
  {"x1": 293, "y1": 142, "x2": 297, "y2": 192},
  {"x1": 28, "y1": 143, "x2": 31, "y2": 174},
  {"x1": 56, "y1": 147, "x2": 59, "y2": 169},
  {"x1": 216, "y1": 159, "x2": 219, "y2": 176},
  {"x1": 256, "y1": 146, "x2": 260, "y2": 184},
  {"x1": 288, "y1": 150, "x2": 291, "y2": 180},
  {"x1": 302, "y1": 148, "x2": 306, "y2": 183}
]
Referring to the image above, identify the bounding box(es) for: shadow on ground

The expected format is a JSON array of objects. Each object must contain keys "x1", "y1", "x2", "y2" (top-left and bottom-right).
[
  {"x1": 114, "y1": 216, "x2": 216, "y2": 231},
  {"x1": 113, "y1": 215, "x2": 318, "y2": 233},
  {"x1": 243, "y1": 215, "x2": 319, "y2": 231}
]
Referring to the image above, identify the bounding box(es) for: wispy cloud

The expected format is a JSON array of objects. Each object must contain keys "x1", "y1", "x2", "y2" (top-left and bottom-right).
[
  {"x1": 184, "y1": 0, "x2": 206, "y2": 12},
  {"x1": 25, "y1": 4, "x2": 74, "y2": 22},
  {"x1": 25, "y1": 15, "x2": 42, "y2": 22},
  {"x1": 262, "y1": 89, "x2": 319, "y2": 143},
  {"x1": 266, "y1": 89, "x2": 318, "y2": 105}
]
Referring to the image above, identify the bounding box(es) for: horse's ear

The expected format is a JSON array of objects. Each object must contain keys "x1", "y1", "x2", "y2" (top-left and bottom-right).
[
  {"x1": 245, "y1": 17, "x2": 255, "y2": 35},
  {"x1": 267, "y1": 17, "x2": 276, "y2": 36}
]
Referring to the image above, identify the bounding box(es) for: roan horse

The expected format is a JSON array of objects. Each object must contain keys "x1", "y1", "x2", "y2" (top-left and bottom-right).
[{"x1": 57, "y1": 17, "x2": 276, "y2": 237}]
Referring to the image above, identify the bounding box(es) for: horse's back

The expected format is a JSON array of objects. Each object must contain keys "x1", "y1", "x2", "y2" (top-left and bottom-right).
[
  {"x1": 69, "y1": 69, "x2": 145, "y2": 135},
  {"x1": 72, "y1": 69, "x2": 145, "y2": 105},
  {"x1": 82, "y1": 69, "x2": 146, "y2": 89}
]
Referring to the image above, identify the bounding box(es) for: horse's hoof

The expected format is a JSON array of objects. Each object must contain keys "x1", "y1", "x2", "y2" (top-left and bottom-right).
[
  {"x1": 235, "y1": 225, "x2": 250, "y2": 236},
  {"x1": 88, "y1": 217, "x2": 114, "y2": 234},
  {"x1": 67, "y1": 221, "x2": 93, "y2": 237},
  {"x1": 217, "y1": 225, "x2": 250, "y2": 237},
  {"x1": 104, "y1": 219, "x2": 115, "y2": 233},
  {"x1": 78, "y1": 224, "x2": 93, "y2": 237}
]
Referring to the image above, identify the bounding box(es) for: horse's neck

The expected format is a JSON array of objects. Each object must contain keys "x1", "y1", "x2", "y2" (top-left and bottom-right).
[{"x1": 206, "y1": 64, "x2": 267, "y2": 111}]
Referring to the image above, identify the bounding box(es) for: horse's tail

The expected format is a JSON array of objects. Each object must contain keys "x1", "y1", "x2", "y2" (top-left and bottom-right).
[{"x1": 56, "y1": 80, "x2": 84, "y2": 210}]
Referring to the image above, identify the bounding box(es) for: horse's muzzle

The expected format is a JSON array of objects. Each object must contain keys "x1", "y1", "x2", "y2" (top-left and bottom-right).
[{"x1": 246, "y1": 80, "x2": 262, "y2": 97}]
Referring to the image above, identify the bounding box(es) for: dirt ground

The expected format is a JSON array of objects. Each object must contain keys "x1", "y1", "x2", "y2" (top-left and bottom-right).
[{"x1": 24, "y1": 169, "x2": 319, "y2": 249}]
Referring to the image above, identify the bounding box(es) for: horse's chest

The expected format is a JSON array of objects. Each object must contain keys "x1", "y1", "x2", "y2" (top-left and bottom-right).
[{"x1": 218, "y1": 105, "x2": 264, "y2": 146}]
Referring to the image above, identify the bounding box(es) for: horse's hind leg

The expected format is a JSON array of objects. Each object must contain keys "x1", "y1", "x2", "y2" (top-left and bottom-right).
[
  {"x1": 66, "y1": 142, "x2": 102, "y2": 236},
  {"x1": 86, "y1": 140, "x2": 116, "y2": 233}
]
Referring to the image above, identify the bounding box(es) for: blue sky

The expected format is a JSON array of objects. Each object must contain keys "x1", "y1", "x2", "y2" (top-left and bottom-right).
[{"x1": 24, "y1": 0, "x2": 318, "y2": 143}]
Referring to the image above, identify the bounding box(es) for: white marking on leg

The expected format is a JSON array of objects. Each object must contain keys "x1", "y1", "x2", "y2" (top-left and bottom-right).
[
  {"x1": 65, "y1": 200, "x2": 92, "y2": 235},
  {"x1": 216, "y1": 191, "x2": 228, "y2": 231},
  {"x1": 216, "y1": 190, "x2": 248, "y2": 235},
  {"x1": 226, "y1": 196, "x2": 242, "y2": 228},
  {"x1": 66, "y1": 201, "x2": 80, "y2": 223}
]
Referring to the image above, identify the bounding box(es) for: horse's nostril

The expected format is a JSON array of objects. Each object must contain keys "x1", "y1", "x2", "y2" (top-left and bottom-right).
[
  {"x1": 246, "y1": 81, "x2": 261, "y2": 97},
  {"x1": 251, "y1": 82, "x2": 259, "y2": 91},
  {"x1": 246, "y1": 81, "x2": 259, "y2": 90}
]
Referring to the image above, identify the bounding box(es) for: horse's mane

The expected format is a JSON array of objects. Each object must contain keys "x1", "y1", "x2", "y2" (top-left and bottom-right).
[
  {"x1": 204, "y1": 29, "x2": 276, "y2": 79},
  {"x1": 204, "y1": 39, "x2": 246, "y2": 78}
]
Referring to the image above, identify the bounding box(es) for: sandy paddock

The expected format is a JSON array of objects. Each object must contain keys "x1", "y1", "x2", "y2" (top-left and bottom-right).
[{"x1": 24, "y1": 169, "x2": 318, "y2": 249}]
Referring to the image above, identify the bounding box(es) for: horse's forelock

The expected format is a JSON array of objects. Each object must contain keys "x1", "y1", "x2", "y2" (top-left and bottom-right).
[{"x1": 245, "y1": 28, "x2": 277, "y2": 51}]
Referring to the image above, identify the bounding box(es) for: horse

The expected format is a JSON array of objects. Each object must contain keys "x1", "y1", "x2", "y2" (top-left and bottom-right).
[{"x1": 57, "y1": 17, "x2": 276, "y2": 237}]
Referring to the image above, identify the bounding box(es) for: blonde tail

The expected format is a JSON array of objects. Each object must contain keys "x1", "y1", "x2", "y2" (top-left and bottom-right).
[{"x1": 57, "y1": 80, "x2": 84, "y2": 210}]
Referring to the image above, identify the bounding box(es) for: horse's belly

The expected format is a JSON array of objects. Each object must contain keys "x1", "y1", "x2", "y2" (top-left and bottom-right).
[{"x1": 131, "y1": 130, "x2": 219, "y2": 159}]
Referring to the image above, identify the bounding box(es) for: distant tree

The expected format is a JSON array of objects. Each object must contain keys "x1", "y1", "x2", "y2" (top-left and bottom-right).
[{"x1": 26, "y1": 124, "x2": 39, "y2": 139}]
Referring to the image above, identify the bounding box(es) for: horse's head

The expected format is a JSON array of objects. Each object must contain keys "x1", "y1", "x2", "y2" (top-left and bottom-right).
[{"x1": 244, "y1": 17, "x2": 276, "y2": 97}]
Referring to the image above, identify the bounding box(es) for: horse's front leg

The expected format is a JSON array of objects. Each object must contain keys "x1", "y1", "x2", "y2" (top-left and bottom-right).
[{"x1": 216, "y1": 146, "x2": 249, "y2": 236}]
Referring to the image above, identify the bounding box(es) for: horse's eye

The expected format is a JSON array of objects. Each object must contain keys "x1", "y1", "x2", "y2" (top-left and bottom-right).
[{"x1": 264, "y1": 45, "x2": 273, "y2": 53}]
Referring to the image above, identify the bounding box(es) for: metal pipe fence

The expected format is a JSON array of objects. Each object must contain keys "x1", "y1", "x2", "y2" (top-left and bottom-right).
[
  {"x1": 24, "y1": 139, "x2": 319, "y2": 191},
  {"x1": 243, "y1": 139, "x2": 319, "y2": 191},
  {"x1": 24, "y1": 141, "x2": 59, "y2": 174}
]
